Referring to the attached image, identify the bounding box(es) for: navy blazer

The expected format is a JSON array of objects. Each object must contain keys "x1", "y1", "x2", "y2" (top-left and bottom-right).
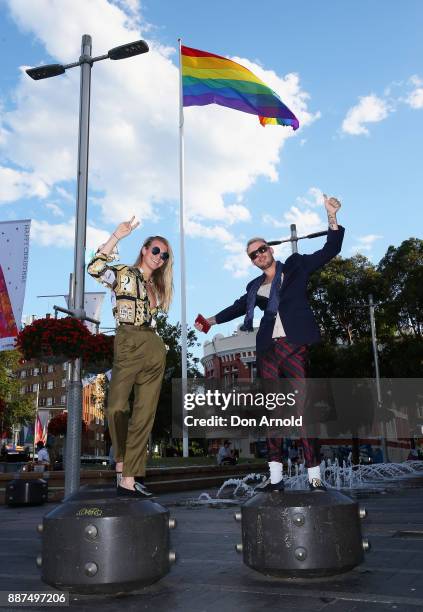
[{"x1": 215, "y1": 226, "x2": 345, "y2": 353}]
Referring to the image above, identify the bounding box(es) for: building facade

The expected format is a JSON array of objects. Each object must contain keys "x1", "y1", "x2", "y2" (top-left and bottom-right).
[
  {"x1": 16, "y1": 358, "x2": 106, "y2": 457},
  {"x1": 202, "y1": 327, "x2": 258, "y2": 382}
]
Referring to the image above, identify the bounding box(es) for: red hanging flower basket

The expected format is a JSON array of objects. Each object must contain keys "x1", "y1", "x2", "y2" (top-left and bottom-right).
[
  {"x1": 48, "y1": 412, "x2": 87, "y2": 436},
  {"x1": 81, "y1": 333, "x2": 114, "y2": 374},
  {"x1": 16, "y1": 317, "x2": 92, "y2": 363}
]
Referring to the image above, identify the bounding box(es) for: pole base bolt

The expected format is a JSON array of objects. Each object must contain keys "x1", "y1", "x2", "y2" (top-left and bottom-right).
[
  {"x1": 359, "y1": 507, "x2": 368, "y2": 519},
  {"x1": 234, "y1": 512, "x2": 242, "y2": 522},
  {"x1": 294, "y1": 547, "x2": 307, "y2": 561},
  {"x1": 293, "y1": 513, "x2": 305, "y2": 526},
  {"x1": 235, "y1": 543, "x2": 243, "y2": 553},
  {"x1": 84, "y1": 562, "x2": 98, "y2": 577},
  {"x1": 168, "y1": 518, "x2": 176, "y2": 529},
  {"x1": 168, "y1": 551, "x2": 177, "y2": 563},
  {"x1": 85, "y1": 525, "x2": 98, "y2": 539},
  {"x1": 362, "y1": 538, "x2": 371, "y2": 552}
]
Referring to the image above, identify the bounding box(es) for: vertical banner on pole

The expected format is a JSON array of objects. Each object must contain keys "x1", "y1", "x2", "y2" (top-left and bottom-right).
[
  {"x1": 65, "y1": 292, "x2": 105, "y2": 333},
  {"x1": 0, "y1": 219, "x2": 31, "y2": 351}
]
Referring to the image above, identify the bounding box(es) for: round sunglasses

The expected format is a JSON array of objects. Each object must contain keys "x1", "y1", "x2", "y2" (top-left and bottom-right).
[{"x1": 150, "y1": 245, "x2": 169, "y2": 261}]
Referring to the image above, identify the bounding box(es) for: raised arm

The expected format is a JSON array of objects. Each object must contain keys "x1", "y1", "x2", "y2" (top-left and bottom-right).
[
  {"x1": 99, "y1": 216, "x2": 140, "y2": 256},
  {"x1": 302, "y1": 195, "x2": 344, "y2": 275},
  {"x1": 87, "y1": 216, "x2": 140, "y2": 285},
  {"x1": 324, "y1": 194, "x2": 341, "y2": 230}
]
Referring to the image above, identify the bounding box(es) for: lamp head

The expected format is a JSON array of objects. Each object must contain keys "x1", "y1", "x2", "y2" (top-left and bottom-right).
[
  {"x1": 108, "y1": 39, "x2": 149, "y2": 60},
  {"x1": 26, "y1": 64, "x2": 66, "y2": 80}
]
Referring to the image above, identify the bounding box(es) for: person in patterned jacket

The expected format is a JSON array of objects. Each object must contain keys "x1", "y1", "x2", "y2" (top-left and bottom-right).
[{"x1": 87, "y1": 217, "x2": 173, "y2": 497}]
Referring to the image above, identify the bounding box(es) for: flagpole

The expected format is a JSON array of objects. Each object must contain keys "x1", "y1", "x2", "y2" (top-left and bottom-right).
[{"x1": 178, "y1": 38, "x2": 189, "y2": 458}]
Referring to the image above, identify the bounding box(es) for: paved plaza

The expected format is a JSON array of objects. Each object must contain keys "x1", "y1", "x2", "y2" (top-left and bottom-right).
[{"x1": 1, "y1": 478, "x2": 423, "y2": 611}]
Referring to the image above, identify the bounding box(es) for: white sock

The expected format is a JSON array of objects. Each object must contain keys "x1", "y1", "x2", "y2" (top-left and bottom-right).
[
  {"x1": 308, "y1": 465, "x2": 321, "y2": 482},
  {"x1": 269, "y1": 461, "x2": 283, "y2": 484}
]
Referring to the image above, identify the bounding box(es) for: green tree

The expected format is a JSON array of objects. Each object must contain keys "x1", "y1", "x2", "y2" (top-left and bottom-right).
[
  {"x1": 0, "y1": 350, "x2": 35, "y2": 434},
  {"x1": 377, "y1": 238, "x2": 423, "y2": 338},
  {"x1": 308, "y1": 254, "x2": 386, "y2": 345},
  {"x1": 152, "y1": 314, "x2": 202, "y2": 442}
]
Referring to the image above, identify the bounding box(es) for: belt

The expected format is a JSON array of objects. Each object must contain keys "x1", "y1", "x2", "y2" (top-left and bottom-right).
[{"x1": 118, "y1": 323, "x2": 153, "y2": 331}]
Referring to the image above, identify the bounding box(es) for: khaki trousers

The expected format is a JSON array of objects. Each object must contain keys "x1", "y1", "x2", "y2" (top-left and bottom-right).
[{"x1": 107, "y1": 325, "x2": 166, "y2": 477}]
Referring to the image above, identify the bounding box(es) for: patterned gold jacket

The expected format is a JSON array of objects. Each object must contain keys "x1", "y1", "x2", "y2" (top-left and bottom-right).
[{"x1": 87, "y1": 253, "x2": 157, "y2": 326}]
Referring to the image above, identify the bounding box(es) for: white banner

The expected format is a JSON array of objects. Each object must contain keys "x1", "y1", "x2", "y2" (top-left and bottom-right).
[
  {"x1": 65, "y1": 292, "x2": 105, "y2": 333},
  {"x1": 0, "y1": 219, "x2": 31, "y2": 351}
]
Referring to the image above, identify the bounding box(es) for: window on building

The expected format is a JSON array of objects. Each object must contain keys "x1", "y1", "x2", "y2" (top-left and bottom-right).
[
  {"x1": 32, "y1": 383, "x2": 38, "y2": 392},
  {"x1": 61, "y1": 395, "x2": 66, "y2": 405},
  {"x1": 21, "y1": 370, "x2": 26, "y2": 378},
  {"x1": 46, "y1": 397, "x2": 53, "y2": 406},
  {"x1": 33, "y1": 367, "x2": 39, "y2": 376},
  {"x1": 39, "y1": 397, "x2": 47, "y2": 407},
  {"x1": 62, "y1": 362, "x2": 68, "y2": 371},
  {"x1": 48, "y1": 365, "x2": 54, "y2": 373},
  {"x1": 47, "y1": 381, "x2": 54, "y2": 390},
  {"x1": 61, "y1": 378, "x2": 66, "y2": 387},
  {"x1": 20, "y1": 387, "x2": 25, "y2": 395}
]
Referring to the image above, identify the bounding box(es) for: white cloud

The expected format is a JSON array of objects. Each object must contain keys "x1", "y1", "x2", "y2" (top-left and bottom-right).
[
  {"x1": 262, "y1": 213, "x2": 285, "y2": 228},
  {"x1": 350, "y1": 234, "x2": 382, "y2": 253},
  {"x1": 31, "y1": 217, "x2": 110, "y2": 252},
  {"x1": 263, "y1": 187, "x2": 327, "y2": 234},
  {"x1": 341, "y1": 95, "x2": 390, "y2": 135},
  {"x1": 281, "y1": 206, "x2": 326, "y2": 235},
  {"x1": 3, "y1": 0, "x2": 318, "y2": 276},
  {"x1": 405, "y1": 87, "x2": 423, "y2": 109},
  {"x1": 296, "y1": 186, "x2": 324, "y2": 209},
  {"x1": 0, "y1": 165, "x2": 49, "y2": 203},
  {"x1": 409, "y1": 75, "x2": 423, "y2": 87},
  {"x1": 45, "y1": 202, "x2": 64, "y2": 216},
  {"x1": 185, "y1": 220, "x2": 234, "y2": 244}
]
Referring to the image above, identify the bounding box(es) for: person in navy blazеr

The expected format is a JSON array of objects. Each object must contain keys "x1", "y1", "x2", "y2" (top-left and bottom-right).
[{"x1": 195, "y1": 195, "x2": 344, "y2": 492}]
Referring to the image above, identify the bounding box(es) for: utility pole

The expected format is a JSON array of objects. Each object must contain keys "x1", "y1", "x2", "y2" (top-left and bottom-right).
[{"x1": 369, "y1": 294, "x2": 389, "y2": 462}]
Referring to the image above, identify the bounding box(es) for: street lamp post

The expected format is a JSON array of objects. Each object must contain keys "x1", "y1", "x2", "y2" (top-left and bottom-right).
[
  {"x1": 369, "y1": 294, "x2": 389, "y2": 462},
  {"x1": 27, "y1": 35, "x2": 149, "y2": 497}
]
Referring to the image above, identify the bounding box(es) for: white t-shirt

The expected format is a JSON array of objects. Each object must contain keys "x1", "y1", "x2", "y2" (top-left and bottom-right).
[
  {"x1": 37, "y1": 448, "x2": 50, "y2": 464},
  {"x1": 257, "y1": 276, "x2": 286, "y2": 338}
]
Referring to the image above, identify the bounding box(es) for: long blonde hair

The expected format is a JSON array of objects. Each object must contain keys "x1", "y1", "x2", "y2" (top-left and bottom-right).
[{"x1": 134, "y1": 236, "x2": 174, "y2": 312}]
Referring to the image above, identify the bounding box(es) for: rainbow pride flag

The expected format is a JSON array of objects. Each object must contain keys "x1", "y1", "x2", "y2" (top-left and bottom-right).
[{"x1": 181, "y1": 45, "x2": 299, "y2": 130}]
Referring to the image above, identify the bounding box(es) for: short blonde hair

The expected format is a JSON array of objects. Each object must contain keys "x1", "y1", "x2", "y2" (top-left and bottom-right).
[{"x1": 246, "y1": 237, "x2": 267, "y2": 253}]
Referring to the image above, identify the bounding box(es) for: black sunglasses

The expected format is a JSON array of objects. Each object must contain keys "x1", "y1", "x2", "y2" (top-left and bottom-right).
[
  {"x1": 151, "y1": 245, "x2": 169, "y2": 261},
  {"x1": 248, "y1": 245, "x2": 269, "y2": 261}
]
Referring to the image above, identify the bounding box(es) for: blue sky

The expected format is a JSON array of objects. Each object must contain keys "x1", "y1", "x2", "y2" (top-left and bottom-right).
[{"x1": 0, "y1": 0, "x2": 422, "y2": 348}]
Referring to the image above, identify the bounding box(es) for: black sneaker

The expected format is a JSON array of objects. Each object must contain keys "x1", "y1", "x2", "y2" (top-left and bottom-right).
[
  {"x1": 117, "y1": 482, "x2": 154, "y2": 498},
  {"x1": 308, "y1": 478, "x2": 327, "y2": 491},
  {"x1": 134, "y1": 476, "x2": 145, "y2": 486},
  {"x1": 255, "y1": 477, "x2": 285, "y2": 493}
]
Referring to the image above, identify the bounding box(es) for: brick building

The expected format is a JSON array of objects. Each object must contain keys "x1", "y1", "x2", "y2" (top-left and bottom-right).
[
  {"x1": 16, "y1": 358, "x2": 106, "y2": 457},
  {"x1": 201, "y1": 327, "x2": 258, "y2": 382}
]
